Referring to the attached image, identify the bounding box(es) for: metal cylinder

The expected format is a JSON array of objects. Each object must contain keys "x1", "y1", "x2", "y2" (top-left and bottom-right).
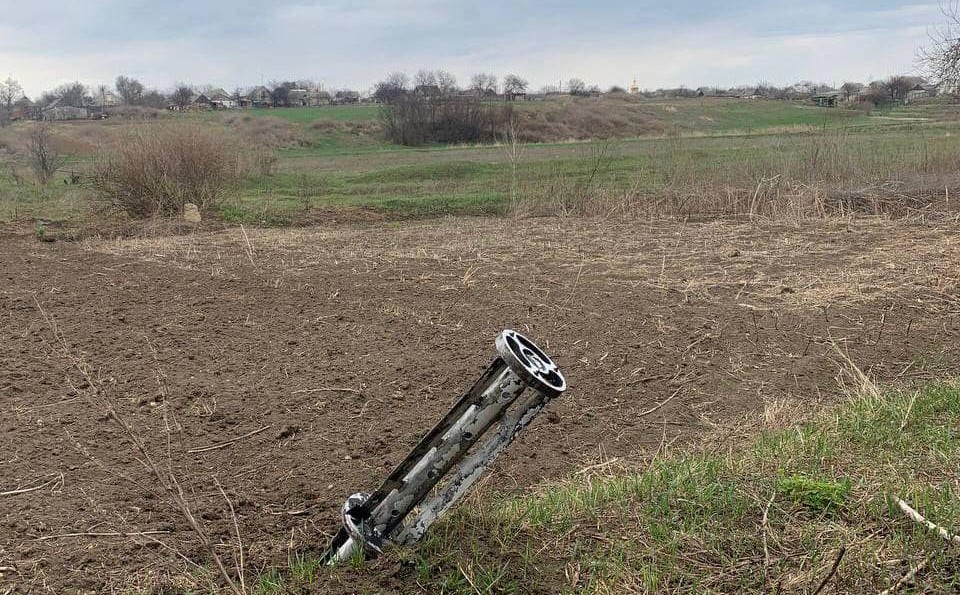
[{"x1": 322, "y1": 329, "x2": 566, "y2": 565}]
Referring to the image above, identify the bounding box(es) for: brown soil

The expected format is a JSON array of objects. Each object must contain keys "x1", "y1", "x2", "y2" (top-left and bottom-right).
[{"x1": 1, "y1": 216, "x2": 958, "y2": 593}]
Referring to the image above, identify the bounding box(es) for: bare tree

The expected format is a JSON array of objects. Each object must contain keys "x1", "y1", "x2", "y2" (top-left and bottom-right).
[
  {"x1": 373, "y1": 72, "x2": 410, "y2": 103},
  {"x1": 171, "y1": 84, "x2": 194, "y2": 110},
  {"x1": 0, "y1": 77, "x2": 23, "y2": 126},
  {"x1": 414, "y1": 69, "x2": 438, "y2": 88},
  {"x1": 115, "y1": 75, "x2": 144, "y2": 105},
  {"x1": 436, "y1": 70, "x2": 459, "y2": 95},
  {"x1": 567, "y1": 78, "x2": 587, "y2": 96},
  {"x1": 887, "y1": 75, "x2": 918, "y2": 102},
  {"x1": 27, "y1": 124, "x2": 68, "y2": 184},
  {"x1": 141, "y1": 90, "x2": 167, "y2": 109},
  {"x1": 470, "y1": 72, "x2": 498, "y2": 95},
  {"x1": 61, "y1": 82, "x2": 90, "y2": 107},
  {"x1": 919, "y1": 1, "x2": 960, "y2": 95},
  {"x1": 502, "y1": 74, "x2": 529, "y2": 99}
]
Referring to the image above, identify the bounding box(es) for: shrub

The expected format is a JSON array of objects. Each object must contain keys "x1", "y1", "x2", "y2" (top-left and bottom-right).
[
  {"x1": 381, "y1": 95, "x2": 513, "y2": 146},
  {"x1": 27, "y1": 124, "x2": 68, "y2": 185},
  {"x1": 91, "y1": 123, "x2": 240, "y2": 218}
]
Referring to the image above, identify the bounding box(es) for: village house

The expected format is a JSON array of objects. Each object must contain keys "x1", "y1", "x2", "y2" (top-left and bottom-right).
[
  {"x1": 191, "y1": 93, "x2": 214, "y2": 109},
  {"x1": 41, "y1": 98, "x2": 89, "y2": 121},
  {"x1": 812, "y1": 90, "x2": 842, "y2": 107},
  {"x1": 307, "y1": 90, "x2": 332, "y2": 106},
  {"x1": 95, "y1": 89, "x2": 122, "y2": 108},
  {"x1": 244, "y1": 86, "x2": 273, "y2": 108},
  {"x1": 905, "y1": 84, "x2": 932, "y2": 104},
  {"x1": 333, "y1": 90, "x2": 360, "y2": 104},
  {"x1": 208, "y1": 88, "x2": 237, "y2": 109}
]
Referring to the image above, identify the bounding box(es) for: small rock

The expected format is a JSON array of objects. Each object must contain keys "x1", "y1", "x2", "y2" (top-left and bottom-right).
[
  {"x1": 726, "y1": 248, "x2": 741, "y2": 258},
  {"x1": 183, "y1": 203, "x2": 202, "y2": 224}
]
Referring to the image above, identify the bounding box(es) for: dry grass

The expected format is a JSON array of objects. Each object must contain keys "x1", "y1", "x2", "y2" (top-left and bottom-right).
[
  {"x1": 83, "y1": 216, "x2": 960, "y2": 320},
  {"x1": 508, "y1": 130, "x2": 960, "y2": 221},
  {"x1": 221, "y1": 114, "x2": 308, "y2": 149},
  {"x1": 515, "y1": 95, "x2": 665, "y2": 143}
]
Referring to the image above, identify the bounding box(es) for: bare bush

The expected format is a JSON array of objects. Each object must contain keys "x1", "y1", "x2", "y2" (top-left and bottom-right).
[
  {"x1": 91, "y1": 124, "x2": 241, "y2": 218},
  {"x1": 381, "y1": 95, "x2": 513, "y2": 146},
  {"x1": 27, "y1": 124, "x2": 68, "y2": 184}
]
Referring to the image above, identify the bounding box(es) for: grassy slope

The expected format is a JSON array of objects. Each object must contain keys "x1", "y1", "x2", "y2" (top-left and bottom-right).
[
  {"x1": 222, "y1": 122, "x2": 960, "y2": 221},
  {"x1": 258, "y1": 381, "x2": 960, "y2": 594}
]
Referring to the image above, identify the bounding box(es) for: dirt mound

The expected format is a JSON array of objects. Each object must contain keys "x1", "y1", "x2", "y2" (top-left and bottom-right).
[{"x1": 1, "y1": 217, "x2": 958, "y2": 593}]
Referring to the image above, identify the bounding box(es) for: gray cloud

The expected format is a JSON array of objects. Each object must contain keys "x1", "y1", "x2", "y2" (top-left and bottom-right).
[{"x1": 0, "y1": 1, "x2": 942, "y2": 97}]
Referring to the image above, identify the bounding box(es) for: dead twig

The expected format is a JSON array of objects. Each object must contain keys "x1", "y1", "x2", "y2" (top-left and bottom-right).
[
  {"x1": 37, "y1": 530, "x2": 170, "y2": 541},
  {"x1": 761, "y1": 491, "x2": 776, "y2": 576},
  {"x1": 0, "y1": 473, "x2": 63, "y2": 497},
  {"x1": 899, "y1": 391, "x2": 919, "y2": 431},
  {"x1": 239, "y1": 224, "x2": 255, "y2": 266},
  {"x1": 878, "y1": 556, "x2": 930, "y2": 595},
  {"x1": 216, "y1": 478, "x2": 247, "y2": 595},
  {"x1": 636, "y1": 387, "x2": 682, "y2": 419},
  {"x1": 573, "y1": 457, "x2": 621, "y2": 476},
  {"x1": 811, "y1": 546, "x2": 846, "y2": 595},
  {"x1": 891, "y1": 495, "x2": 960, "y2": 545},
  {"x1": 187, "y1": 426, "x2": 271, "y2": 454},
  {"x1": 291, "y1": 387, "x2": 360, "y2": 395}
]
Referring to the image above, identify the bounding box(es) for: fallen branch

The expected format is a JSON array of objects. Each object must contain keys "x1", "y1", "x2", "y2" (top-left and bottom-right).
[
  {"x1": 187, "y1": 426, "x2": 271, "y2": 454},
  {"x1": 291, "y1": 387, "x2": 360, "y2": 395},
  {"x1": 878, "y1": 556, "x2": 930, "y2": 595},
  {"x1": 892, "y1": 495, "x2": 960, "y2": 545},
  {"x1": 574, "y1": 457, "x2": 621, "y2": 476},
  {"x1": 812, "y1": 546, "x2": 846, "y2": 595},
  {"x1": 0, "y1": 473, "x2": 62, "y2": 497},
  {"x1": 37, "y1": 530, "x2": 170, "y2": 541},
  {"x1": 637, "y1": 388, "x2": 682, "y2": 419}
]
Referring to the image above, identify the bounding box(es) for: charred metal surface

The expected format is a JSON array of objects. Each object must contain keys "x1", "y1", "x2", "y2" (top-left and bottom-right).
[{"x1": 322, "y1": 330, "x2": 566, "y2": 565}]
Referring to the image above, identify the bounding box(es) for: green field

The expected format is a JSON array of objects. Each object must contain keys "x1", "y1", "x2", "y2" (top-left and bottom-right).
[
  {"x1": 2, "y1": 97, "x2": 960, "y2": 222},
  {"x1": 248, "y1": 104, "x2": 381, "y2": 123}
]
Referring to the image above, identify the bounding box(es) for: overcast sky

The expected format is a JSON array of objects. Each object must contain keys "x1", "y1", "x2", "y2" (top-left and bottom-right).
[{"x1": 0, "y1": 0, "x2": 943, "y2": 97}]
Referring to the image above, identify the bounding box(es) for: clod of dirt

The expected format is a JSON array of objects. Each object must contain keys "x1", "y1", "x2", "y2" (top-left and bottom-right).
[{"x1": 277, "y1": 424, "x2": 300, "y2": 440}]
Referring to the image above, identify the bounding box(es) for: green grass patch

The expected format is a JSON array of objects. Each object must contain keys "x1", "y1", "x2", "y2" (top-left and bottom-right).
[
  {"x1": 248, "y1": 105, "x2": 381, "y2": 123},
  {"x1": 388, "y1": 382, "x2": 960, "y2": 593}
]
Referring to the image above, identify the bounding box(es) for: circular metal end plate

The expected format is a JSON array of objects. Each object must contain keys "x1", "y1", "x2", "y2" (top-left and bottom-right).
[{"x1": 495, "y1": 330, "x2": 566, "y2": 396}]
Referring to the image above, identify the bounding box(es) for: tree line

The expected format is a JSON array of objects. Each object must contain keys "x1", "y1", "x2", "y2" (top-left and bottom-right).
[{"x1": 371, "y1": 69, "x2": 604, "y2": 103}]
